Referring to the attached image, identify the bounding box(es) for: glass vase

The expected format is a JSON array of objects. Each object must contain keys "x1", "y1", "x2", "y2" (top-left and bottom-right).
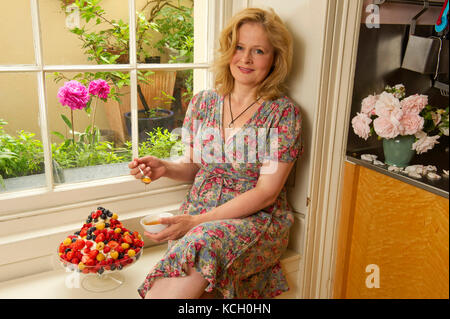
[{"x1": 382, "y1": 135, "x2": 416, "y2": 167}]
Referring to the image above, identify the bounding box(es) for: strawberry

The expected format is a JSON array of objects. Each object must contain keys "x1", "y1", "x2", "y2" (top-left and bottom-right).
[
  {"x1": 83, "y1": 248, "x2": 91, "y2": 254},
  {"x1": 107, "y1": 240, "x2": 119, "y2": 250},
  {"x1": 95, "y1": 233, "x2": 105, "y2": 243},
  {"x1": 79, "y1": 229, "x2": 87, "y2": 237},
  {"x1": 103, "y1": 246, "x2": 111, "y2": 254},
  {"x1": 123, "y1": 234, "x2": 133, "y2": 244},
  {"x1": 85, "y1": 241, "x2": 93, "y2": 248},
  {"x1": 66, "y1": 251, "x2": 74, "y2": 261},
  {"x1": 88, "y1": 250, "x2": 99, "y2": 260},
  {"x1": 81, "y1": 255, "x2": 90, "y2": 264},
  {"x1": 71, "y1": 258, "x2": 79, "y2": 265},
  {"x1": 75, "y1": 239, "x2": 85, "y2": 250}
]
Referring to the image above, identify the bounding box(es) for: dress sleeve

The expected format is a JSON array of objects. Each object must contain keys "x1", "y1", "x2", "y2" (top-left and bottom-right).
[{"x1": 268, "y1": 101, "x2": 304, "y2": 163}]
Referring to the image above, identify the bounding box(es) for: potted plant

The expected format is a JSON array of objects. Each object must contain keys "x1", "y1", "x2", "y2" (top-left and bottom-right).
[{"x1": 57, "y1": 0, "x2": 193, "y2": 143}]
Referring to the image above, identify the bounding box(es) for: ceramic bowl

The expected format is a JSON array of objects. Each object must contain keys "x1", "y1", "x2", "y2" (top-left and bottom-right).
[{"x1": 140, "y1": 212, "x2": 173, "y2": 233}]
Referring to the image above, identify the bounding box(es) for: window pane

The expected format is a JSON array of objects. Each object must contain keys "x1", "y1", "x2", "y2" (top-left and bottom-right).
[
  {"x1": 0, "y1": 1, "x2": 35, "y2": 64},
  {"x1": 0, "y1": 73, "x2": 45, "y2": 193},
  {"x1": 137, "y1": 69, "x2": 192, "y2": 159},
  {"x1": 40, "y1": 0, "x2": 129, "y2": 65},
  {"x1": 135, "y1": 0, "x2": 194, "y2": 64},
  {"x1": 47, "y1": 71, "x2": 132, "y2": 184}
]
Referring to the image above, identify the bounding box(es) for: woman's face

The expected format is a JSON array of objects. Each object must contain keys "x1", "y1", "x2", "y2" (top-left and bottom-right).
[{"x1": 230, "y1": 22, "x2": 275, "y2": 90}]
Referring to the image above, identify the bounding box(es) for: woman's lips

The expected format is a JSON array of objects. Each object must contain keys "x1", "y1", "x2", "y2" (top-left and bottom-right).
[{"x1": 238, "y1": 66, "x2": 254, "y2": 74}]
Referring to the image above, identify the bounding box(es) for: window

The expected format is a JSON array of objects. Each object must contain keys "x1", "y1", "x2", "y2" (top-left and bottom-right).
[{"x1": 0, "y1": 0, "x2": 226, "y2": 216}]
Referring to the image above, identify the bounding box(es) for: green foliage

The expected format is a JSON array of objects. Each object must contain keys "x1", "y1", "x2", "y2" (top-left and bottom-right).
[
  {"x1": 58, "y1": 0, "x2": 194, "y2": 105},
  {"x1": 0, "y1": 119, "x2": 44, "y2": 181},
  {"x1": 139, "y1": 127, "x2": 184, "y2": 159}
]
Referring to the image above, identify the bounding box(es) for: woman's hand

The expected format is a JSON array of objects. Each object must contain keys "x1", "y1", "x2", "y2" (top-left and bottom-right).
[
  {"x1": 128, "y1": 156, "x2": 167, "y2": 182},
  {"x1": 144, "y1": 215, "x2": 199, "y2": 243}
]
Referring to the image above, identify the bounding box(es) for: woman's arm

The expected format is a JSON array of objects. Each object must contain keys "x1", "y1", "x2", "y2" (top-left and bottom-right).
[
  {"x1": 196, "y1": 160, "x2": 296, "y2": 223},
  {"x1": 145, "y1": 160, "x2": 296, "y2": 243}
]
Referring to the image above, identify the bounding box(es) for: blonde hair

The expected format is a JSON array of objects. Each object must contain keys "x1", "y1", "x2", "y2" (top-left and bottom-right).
[{"x1": 213, "y1": 7, "x2": 293, "y2": 101}]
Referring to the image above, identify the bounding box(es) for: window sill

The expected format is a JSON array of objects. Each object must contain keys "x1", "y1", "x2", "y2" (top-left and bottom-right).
[{"x1": 0, "y1": 245, "x2": 300, "y2": 299}]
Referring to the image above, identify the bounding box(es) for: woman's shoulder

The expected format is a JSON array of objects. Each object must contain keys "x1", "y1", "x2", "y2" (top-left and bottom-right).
[
  {"x1": 267, "y1": 95, "x2": 301, "y2": 118},
  {"x1": 193, "y1": 89, "x2": 221, "y2": 102}
]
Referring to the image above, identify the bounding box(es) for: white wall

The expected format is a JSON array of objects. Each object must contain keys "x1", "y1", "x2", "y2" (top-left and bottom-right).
[{"x1": 245, "y1": 0, "x2": 328, "y2": 254}]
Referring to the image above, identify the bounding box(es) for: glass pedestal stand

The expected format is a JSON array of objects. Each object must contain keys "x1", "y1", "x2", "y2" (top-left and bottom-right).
[{"x1": 81, "y1": 272, "x2": 125, "y2": 293}]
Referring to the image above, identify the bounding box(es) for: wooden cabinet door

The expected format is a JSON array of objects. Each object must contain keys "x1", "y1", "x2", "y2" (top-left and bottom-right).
[{"x1": 335, "y1": 162, "x2": 449, "y2": 299}]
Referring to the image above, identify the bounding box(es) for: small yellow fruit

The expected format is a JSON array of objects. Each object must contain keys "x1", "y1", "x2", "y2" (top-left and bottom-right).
[
  {"x1": 111, "y1": 213, "x2": 118, "y2": 220},
  {"x1": 96, "y1": 253, "x2": 105, "y2": 262},
  {"x1": 96, "y1": 242, "x2": 105, "y2": 251},
  {"x1": 121, "y1": 243, "x2": 130, "y2": 250},
  {"x1": 63, "y1": 237, "x2": 72, "y2": 246},
  {"x1": 78, "y1": 262, "x2": 85, "y2": 270},
  {"x1": 110, "y1": 250, "x2": 119, "y2": 259},
  {"x1": 114, "y1": 228, "x2": 121, "y2": 234},
  {"x1": 96, "y1": 222, "x2": 105, "y2": 230},
  {"x1": 127, "y1": 249, "x2": 136, "y2": 258}
]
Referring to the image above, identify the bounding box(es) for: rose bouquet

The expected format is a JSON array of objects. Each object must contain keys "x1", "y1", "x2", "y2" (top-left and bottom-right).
[{"x1": 351, "y1": 84, "x2": 449, "y2": 154}]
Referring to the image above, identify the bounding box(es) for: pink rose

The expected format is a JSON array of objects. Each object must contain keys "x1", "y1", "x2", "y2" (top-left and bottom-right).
[
  {"x1": 351, "y1": 112, "x2": 372, "y2": 140},
  {"x1": 88, "y1": 79, "x2": 110, "y2": 99},
  {"x1": 399, "y1": 113, "x2": 424, "y2": 135},
  {"x1": 361, "y1": 94, "x2": 378, "y2": 115},
  {"x1": 373, "y1": 116, "x2": 401, "y2": 139},
  {"x1": 400, "y1": 94, "x2": 428, "y2": 115},
  {"x1": 57, "y1": 80, "x2": 89, "y2": 110},
  {"x1": 374, "y1": 92, "x2": 402, "y2": 118},
  {"x1": 412, "y1": 131, "x2": 440, "y2": 154}
]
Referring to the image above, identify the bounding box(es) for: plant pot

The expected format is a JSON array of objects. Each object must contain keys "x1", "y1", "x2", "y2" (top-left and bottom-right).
[
  {"x1": 124, "y1": 109, "x2": 174, "y2": 143},
  {"x1": 382, "y1": 135, "x2": 416, "y2": 167}
]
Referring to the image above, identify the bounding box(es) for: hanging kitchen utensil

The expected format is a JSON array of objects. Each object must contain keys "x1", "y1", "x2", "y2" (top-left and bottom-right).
[
  {"x1": 435, "y1": 0, "x2": 449, "y2": 33},
  {"x1": 401, "y1": 0, "x2": 449, "y2": 74}
]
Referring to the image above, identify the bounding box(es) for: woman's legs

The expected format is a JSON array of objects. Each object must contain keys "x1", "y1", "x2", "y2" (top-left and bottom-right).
[{"x1": 145, "y1": 265, "x2": 209, "y2": 299}]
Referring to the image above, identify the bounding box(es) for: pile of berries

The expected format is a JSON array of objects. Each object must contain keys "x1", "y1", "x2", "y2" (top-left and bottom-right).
[{"x1": 58, "y1": 207, "x2": 144, "y2": 274}]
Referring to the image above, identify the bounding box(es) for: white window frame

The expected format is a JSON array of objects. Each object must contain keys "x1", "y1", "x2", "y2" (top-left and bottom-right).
[{"x1": 0, "y1": 0, "x2": 231, "y2": 218}]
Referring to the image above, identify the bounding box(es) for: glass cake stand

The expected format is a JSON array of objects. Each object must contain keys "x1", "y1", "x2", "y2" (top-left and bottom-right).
[{"x1": 57, "y1": 249, "x2": 142, "y2": 293}]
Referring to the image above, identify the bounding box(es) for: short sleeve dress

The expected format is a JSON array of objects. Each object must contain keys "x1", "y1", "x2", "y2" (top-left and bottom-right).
[{"x1": 137, "y1": 89, "x2": 303, "y2": 299}]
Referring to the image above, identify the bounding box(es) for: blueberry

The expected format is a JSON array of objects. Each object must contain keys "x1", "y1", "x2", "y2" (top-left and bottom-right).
[
  {"x1": 118, "y1": 252, "x2": 124, "y2": 259},
  {"x1": 101, "y1": 213, "x2": 107, "y2": 220},
  {"x1": 110, "y1": 264, "x2": 116, "y2": 271},
  {"x1": 86, "y1": 234, "x2": 92, "y2": 240},
  {"x1": 74, "y1": 231, "x2": 80, "y2": 236},
  {"x1": 97, "y1": 267, "x2": 104, "y2": 275},
  {"x1": 106, "y1": 210, "x2": 112, "y2": 217},
  {"x1": 118, "y1": 265, "x2": 123, "y2": 270},
  {"x1": 65, "y1": 248, "x2": 71, "y2": 253},
  {"x1": 71, "y1": 238, "x2": 77, "y2": 243},
  {"x1": 92, "y1": 235, "x2": 96, "y2": 241},
  {"x1": 105, "y1": 223, "x2": 110, "y2": 228},
  {"x1": 97, "y1": 207, "x2": 105, "y2": 211}
]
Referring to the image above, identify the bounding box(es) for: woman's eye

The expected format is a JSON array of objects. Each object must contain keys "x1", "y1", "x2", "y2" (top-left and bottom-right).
[
  {"x1": 255, "y1": 49, "x2": 264, "y2": 55},
  {"x1": 236, "y1": 45, "x2": 244, "y2": 51}
]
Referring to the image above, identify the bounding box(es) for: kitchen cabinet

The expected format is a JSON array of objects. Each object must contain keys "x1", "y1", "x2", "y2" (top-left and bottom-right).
[{"x1": 334, "y1": 161, "x2": 449, "y2": 299}]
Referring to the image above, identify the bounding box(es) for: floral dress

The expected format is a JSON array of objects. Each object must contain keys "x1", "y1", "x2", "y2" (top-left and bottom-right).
[{"x1": 138, "y1": 89, "x2": 303, "y2": 299}]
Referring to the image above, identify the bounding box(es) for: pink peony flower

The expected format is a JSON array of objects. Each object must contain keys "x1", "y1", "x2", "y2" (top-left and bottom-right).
[
  {"x1": 374, "y1": 92, "x2": 402, "y2": 118},
  {"x1": 399, "y1": 113, "x2": 424, "y2": 135},
  {"x1": 361, "y1": 94, "x2": 378, "y2": 115},
  {"x1": 412, "y1": 131, "x2": 440, "y2": 154},
  {"x1": 352, "y1": 112, "x2": 372, "y2": 140},
  {"x1": 88, "y1": 79, "x2": 110, "y2": 99},
  {"x1": 400, "y1": 94, "x2": 428, "y2": 115},
  {"x1": 373, "y1": 116, "x2": 401, "y2": 139},
  {"x1": 57, "y1": 80, "x2": 90, "y2": 110}
]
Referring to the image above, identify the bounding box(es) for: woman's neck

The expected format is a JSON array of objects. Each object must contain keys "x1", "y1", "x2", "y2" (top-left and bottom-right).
[{"x1": 231, "y1": 85, "x2": 259, "y2": 106}]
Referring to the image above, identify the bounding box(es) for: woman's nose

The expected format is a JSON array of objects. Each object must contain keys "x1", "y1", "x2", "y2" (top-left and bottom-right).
[{"x1": 241, "y1": 49, "x2": 253, "y2": 64}]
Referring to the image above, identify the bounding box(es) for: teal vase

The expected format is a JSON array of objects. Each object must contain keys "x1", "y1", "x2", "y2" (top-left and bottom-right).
[{"x1": 382, "y1": 135, "x2": 416, "y2": 167}]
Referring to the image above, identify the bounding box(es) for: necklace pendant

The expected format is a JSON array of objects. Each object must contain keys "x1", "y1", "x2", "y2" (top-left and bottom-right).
[{"x1": 228, "y1": 122, "x2": 234, "y2": 129}]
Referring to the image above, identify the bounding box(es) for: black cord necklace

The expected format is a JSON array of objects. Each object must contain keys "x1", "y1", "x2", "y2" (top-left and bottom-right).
[{"x1": 228, "y1": 93, "x2": 261, "y2": 128}]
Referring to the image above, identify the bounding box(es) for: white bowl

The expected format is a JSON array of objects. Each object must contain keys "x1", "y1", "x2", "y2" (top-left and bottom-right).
[{"x1": 140, "y1": 212, "x2": 174, "y2": 233}]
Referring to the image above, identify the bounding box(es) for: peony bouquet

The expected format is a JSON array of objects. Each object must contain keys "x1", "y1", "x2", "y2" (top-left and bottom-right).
[{"x1": 351, "y1": 84, "x2": 449, "y2": 154}]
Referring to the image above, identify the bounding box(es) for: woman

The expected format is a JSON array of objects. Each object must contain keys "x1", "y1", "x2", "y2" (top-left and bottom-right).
[{"x1": 129, "y1": 7, "x2": 303, "y2": 299}]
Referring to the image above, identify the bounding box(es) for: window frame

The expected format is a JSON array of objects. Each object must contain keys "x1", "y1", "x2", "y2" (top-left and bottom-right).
[{"x1": 0, "y1": 0, "x2": 229, "y2": 218}]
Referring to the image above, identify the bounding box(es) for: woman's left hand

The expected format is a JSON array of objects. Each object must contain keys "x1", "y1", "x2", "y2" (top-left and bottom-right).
[{"x1": 144, "y1": 215, "x2": 198, "y2": 243}]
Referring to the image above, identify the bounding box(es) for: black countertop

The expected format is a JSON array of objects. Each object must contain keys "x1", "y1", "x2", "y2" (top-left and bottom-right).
[{"x1": 346, "y1": 144, "x2": 449, "y2": 199}]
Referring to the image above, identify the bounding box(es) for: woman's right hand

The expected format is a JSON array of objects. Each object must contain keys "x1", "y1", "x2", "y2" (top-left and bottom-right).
[{"x1": 128, "y1": 156, "x2": 167, "y2": 182}]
